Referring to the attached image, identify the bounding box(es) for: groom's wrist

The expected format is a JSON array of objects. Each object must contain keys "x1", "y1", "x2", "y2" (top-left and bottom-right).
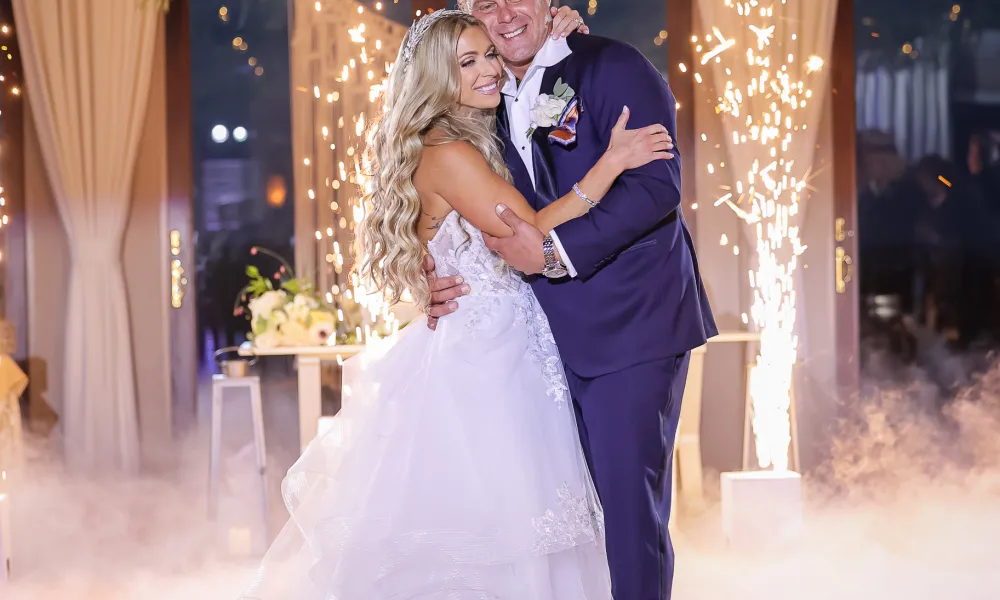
[{"x1": 547, "y1": 230, "x2": 577, "y2": 278}]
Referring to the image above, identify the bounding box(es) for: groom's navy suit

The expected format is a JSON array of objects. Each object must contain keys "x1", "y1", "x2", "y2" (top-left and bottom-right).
[{"x1": 498, "y1": 33, "x2": 717, "y2": 599}]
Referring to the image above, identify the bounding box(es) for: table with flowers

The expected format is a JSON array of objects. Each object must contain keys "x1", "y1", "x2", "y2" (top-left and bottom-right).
[
  {"x1": 233, "y1": 248, "x2": 374, "y2": 452},
  {"x1": 238, "y1": 343, "x2": 364, "y2": 453}
]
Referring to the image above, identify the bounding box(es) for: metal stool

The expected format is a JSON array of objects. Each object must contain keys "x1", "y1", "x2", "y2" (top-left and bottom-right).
[{"x1": 208, "y1": 369, "x2": 269, "y2": 541}]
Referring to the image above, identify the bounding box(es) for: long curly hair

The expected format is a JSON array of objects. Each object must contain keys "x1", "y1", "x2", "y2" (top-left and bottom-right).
[{"x1": 355, "y1": 12, "x2": 511, "y2": 308}]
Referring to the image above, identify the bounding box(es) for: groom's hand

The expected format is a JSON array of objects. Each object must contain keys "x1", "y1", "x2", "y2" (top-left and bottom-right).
[
  {"x1": 422, "y1": 255, "x2": 469, "y2": 331},
  {"x1": 483, "y1": 205, "x2": 546, "y2": 275}
]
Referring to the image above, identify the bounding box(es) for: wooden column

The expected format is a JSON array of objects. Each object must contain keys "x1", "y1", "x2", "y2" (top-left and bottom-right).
[
  {"x1": 830, "y1": 0, "x2": 859, "y2": 399},
  {"x1": 165, "y1": 0, "x2": 198, "y2": 431}
]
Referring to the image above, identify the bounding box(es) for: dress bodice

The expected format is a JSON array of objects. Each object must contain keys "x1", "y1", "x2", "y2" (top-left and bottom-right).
[
  {"x1": 425, "y1": 211, "x2": 570, "y2": 405},
  {"x1": 426, "y1": 211, "x2": 527, "y2": 299}
]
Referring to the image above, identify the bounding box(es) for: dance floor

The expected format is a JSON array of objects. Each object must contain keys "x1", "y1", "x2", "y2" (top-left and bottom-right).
[{"x1": 6, "y1": 364, "x2": 1000, "y2": 599}]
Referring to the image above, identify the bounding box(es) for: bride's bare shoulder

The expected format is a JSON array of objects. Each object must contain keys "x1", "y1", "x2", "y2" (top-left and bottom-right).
[
  {"x1": 422, "y1": 135, "x2": 485, "y2": 165},
  {"x1": 418, "y1": 135, "x2": 492, "y2": 190}
]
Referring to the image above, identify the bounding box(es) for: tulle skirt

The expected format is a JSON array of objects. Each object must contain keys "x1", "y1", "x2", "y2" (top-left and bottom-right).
[{"x1": 240, "y1": 296, "x2": 612, "y2": 600}]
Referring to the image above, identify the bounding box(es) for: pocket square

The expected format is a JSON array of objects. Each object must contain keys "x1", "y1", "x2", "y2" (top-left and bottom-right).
[{"x1": 548, "y1": 96, "x2": 582, "y2": 147}]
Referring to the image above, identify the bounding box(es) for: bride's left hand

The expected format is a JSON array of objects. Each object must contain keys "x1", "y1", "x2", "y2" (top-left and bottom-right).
[{"x1": 550, "y1": 5, "x2": 590, "y2": 39}]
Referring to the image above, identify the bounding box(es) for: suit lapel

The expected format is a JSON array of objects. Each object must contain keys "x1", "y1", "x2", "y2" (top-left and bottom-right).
[
  {"x1": 497, "y1": 98, "x2": 535, "y2": 204},
  {"x1": 529, "y1": 63, "x2": 569, "y2": 207}
]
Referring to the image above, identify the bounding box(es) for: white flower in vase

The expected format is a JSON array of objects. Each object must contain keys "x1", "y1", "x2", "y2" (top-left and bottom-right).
[
  {"x1": 248, "y1": 290, "x2": 287, "y2": 320},
  {"x1": 285, "y1": 302, "x2": 310, "y2": 323},
  {"x1": 293, "y1": 294, "x2": 319, "y2": 309}
]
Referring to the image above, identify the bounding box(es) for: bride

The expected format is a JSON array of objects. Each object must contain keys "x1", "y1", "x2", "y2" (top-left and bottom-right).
[{"x1": 241, "y1": 9, "x2": 673, "y2": 600}]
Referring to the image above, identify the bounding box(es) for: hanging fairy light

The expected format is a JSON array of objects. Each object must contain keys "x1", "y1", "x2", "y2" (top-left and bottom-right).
[
  {"x1": 686, "y1": 0, "x2": 826, "y2": 473},
  {"x1": 0, "y1": 21, "x2": 20, "y2": 264},
  {"x1": 299, "y1": 0, "x2": 404, "y2": 345}
]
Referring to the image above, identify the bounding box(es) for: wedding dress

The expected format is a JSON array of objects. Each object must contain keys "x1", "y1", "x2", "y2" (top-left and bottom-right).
[{"x1": 241, "y1": 211, "x2": 612, "y2": 600}]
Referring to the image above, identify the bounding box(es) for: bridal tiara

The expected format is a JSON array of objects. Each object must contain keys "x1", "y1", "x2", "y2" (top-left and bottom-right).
[{"x1": 399, "y1": 9, "x2": 466, "y2": 70}]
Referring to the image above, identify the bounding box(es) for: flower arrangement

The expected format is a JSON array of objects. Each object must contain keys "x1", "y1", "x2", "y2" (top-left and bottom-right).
[{"x1": 234, "y1": 247, "x2": 338, "y2": 348}]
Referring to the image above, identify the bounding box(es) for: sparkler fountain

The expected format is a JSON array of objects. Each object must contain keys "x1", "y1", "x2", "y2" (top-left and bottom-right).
[{"x1": 684, "y1": 0, "x2": 836, "y2": 548}]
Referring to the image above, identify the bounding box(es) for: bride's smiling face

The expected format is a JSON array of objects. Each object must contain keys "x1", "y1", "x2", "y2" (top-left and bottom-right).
[{"x1": 456, "y1": 25, "x2": 503, "y2": 111}]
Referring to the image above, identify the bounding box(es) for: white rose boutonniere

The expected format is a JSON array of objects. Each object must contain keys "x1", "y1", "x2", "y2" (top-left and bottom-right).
[{"x1": 526, "y1": 77, "x2": 576, "y2": 138}]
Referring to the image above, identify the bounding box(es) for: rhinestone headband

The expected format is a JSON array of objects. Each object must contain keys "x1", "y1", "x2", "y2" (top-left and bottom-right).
[{"x1": 399, "y1": 9, "x2": 465, "y2": 70}]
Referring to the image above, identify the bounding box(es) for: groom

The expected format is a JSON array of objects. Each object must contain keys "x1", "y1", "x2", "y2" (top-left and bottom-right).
[{"x1": 425, "y1": 1, "x2": 717, "y2": 597}]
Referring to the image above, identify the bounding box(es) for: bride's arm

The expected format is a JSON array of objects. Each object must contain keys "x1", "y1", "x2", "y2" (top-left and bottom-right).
[
  {"x1": 424, "y1": 114, "x2": 671, "y2": 237},
  {"x1": 423, "y1": 141, "x2": 618, "y2": 237}
]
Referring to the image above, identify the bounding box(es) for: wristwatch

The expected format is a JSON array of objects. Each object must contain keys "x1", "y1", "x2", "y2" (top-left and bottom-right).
[{"x1": 542, "y1": 235, "x2": 568, "y2": 279}]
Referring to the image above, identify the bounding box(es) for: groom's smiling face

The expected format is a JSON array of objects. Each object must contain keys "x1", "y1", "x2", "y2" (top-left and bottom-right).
[{"x1": 470, "y1": 0, "x2": 551, "y2": 75}]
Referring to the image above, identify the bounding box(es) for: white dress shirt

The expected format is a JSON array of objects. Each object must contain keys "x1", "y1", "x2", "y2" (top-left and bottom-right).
[{"x1": 500, "y1": 36, "x2": 578, "y2": 278}]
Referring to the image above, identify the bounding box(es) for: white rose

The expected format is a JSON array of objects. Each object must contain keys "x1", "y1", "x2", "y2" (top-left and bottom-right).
[
  {"x1": 285, "y1": 302, "x2": 310, "y2": 323},
  {"x1": 248, "y1": 290, "x2": 287, "y2": 320},
  {"x1": 530, "y1": 95, "x2": 566, "y2": 128},
  {"x1": 293, "y1": 293, "x2": 318, "y2": 309}
]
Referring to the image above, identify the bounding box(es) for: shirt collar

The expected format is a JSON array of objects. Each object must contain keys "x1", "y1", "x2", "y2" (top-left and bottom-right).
[{"x1": 501, "y1": 35, "x2": 572, "y2": 97}]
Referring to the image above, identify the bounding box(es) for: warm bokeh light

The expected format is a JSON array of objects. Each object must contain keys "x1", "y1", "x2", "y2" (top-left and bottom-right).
[
  {"x1": 266, "y1": 175, "x2": 287, "y2": 208},
  {"x1": 298, "y1": 2, "x2": 403, "y2": 345}
]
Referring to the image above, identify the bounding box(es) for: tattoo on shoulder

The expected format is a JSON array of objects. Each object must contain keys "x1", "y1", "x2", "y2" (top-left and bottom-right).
[{"x1": 425, "y1": 213, "x2": 445, "y2": 231}]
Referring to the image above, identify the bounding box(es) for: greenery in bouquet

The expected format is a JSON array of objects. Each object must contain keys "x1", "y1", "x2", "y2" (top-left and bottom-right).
[{"x1": 234, "y1": 247, "x2": 338, "y2": 348}]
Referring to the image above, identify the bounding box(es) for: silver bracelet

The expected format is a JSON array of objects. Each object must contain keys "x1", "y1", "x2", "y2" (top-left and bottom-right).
[{"x1": 572, "y1": 183, "x2": 598, "y2": 207}]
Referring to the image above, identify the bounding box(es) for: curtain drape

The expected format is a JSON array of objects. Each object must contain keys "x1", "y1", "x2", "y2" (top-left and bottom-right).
[
  {"x1": 12, "y1": 0, "x2": 159, "y2": 472},
  {"x1": 696, "y1": 0, "x2": 838, "y2": 213}
]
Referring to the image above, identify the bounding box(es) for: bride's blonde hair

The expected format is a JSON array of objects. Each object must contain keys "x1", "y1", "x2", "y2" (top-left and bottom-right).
[{"x1": 355, "y1": 12, "x2": 511, "y2": 308}]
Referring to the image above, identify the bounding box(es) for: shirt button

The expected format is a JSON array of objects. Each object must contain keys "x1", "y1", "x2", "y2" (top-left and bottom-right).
[
  {"x1": 514, "y1": 98, "x2": 518, "y2": 102},
  {"x1": 521, "y1": 146, "x2": 526, "y2": 150}
]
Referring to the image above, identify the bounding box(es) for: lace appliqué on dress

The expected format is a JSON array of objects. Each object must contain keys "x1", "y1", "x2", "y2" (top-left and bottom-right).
[
  {"x1": 427, "y1": 213, "x2": 570, "y2": 404},
  {"x1": 532, "y1": 482, "x2": 605, "y2": 554}
]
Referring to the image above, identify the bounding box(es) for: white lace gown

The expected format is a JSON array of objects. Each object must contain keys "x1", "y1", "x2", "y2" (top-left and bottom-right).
[{"x1": 240, "y1": 212, "x2": 612, "y2": 600}]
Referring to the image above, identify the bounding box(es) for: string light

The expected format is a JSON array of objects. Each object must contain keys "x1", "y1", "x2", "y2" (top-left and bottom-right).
[
  {"x1": 0, "y1": 22, "x2": 19, "y2": 264},
  {"x1": 298, "y1": 1, "x2": 403, "y2": 346},
  {"x1": 686, "y1": 0, "x2": 826, "y2": 473}
]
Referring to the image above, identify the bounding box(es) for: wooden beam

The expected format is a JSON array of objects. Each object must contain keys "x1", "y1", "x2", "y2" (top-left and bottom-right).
[
  {"x1": 830, "y1": 0, "x2": 859, "y2": 398},
  {"x1": 164, "y1": 0, "x2": 198, "y2": 430},
  {"x1": 666, "y1": 0, "x2": 698, "y2": 243}
]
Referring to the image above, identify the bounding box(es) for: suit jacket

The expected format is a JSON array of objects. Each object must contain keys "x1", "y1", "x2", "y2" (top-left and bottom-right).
[{"x1": 498, "y1": 33, "x2": 717, "y2": 378}]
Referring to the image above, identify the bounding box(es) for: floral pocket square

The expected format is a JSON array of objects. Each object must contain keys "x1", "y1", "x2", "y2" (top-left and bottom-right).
[{"x1": 548, "y1": 96, "x2": 582, "y2": 147}]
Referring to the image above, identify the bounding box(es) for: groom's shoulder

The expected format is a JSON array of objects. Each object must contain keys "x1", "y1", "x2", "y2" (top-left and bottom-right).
[{"x1": 568, "y1": 33, "x2": 656, "y2": 72}]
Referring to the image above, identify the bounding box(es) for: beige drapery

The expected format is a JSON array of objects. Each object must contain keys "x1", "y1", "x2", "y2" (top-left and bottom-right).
[
  {"x1": 696, "y1": 0, "x2": 838, "y2": 206},
  {"x1": 12, "y1": 0, "x2": 159, "y2": 472},
  {"x1": 693, "y1": 0, "x2": 839, "y2": 470}
]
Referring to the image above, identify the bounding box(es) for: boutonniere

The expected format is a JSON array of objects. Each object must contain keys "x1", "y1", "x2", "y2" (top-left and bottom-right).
[{"x1": 526, "y1": 77, "x2": 576, "y2": 138}]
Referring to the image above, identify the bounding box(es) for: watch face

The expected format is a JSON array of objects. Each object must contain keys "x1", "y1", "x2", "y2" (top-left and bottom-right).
[{"x1": 543, "y1": 265, "x2": 568, "y2": 279}]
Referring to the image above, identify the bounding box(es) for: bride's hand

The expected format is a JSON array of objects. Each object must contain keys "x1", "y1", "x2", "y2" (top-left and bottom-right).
[
  {"x1": 606, "y1": 106, "x2": 674, "y2": 171},
  {"x1": 549, "y1": 5, "x2": 589, "y2": 39}
]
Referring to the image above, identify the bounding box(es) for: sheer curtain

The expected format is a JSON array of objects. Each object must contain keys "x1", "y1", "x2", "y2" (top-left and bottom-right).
[
  {"x1": 12, "y1": 0, "x2": 159, "y2": 472},
  {"x1": 693, "y1": 0, "x2": 839, "y2": 469},
  {"x1": 695, "y1": 0, "x2": 838, "y2": 192}
]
